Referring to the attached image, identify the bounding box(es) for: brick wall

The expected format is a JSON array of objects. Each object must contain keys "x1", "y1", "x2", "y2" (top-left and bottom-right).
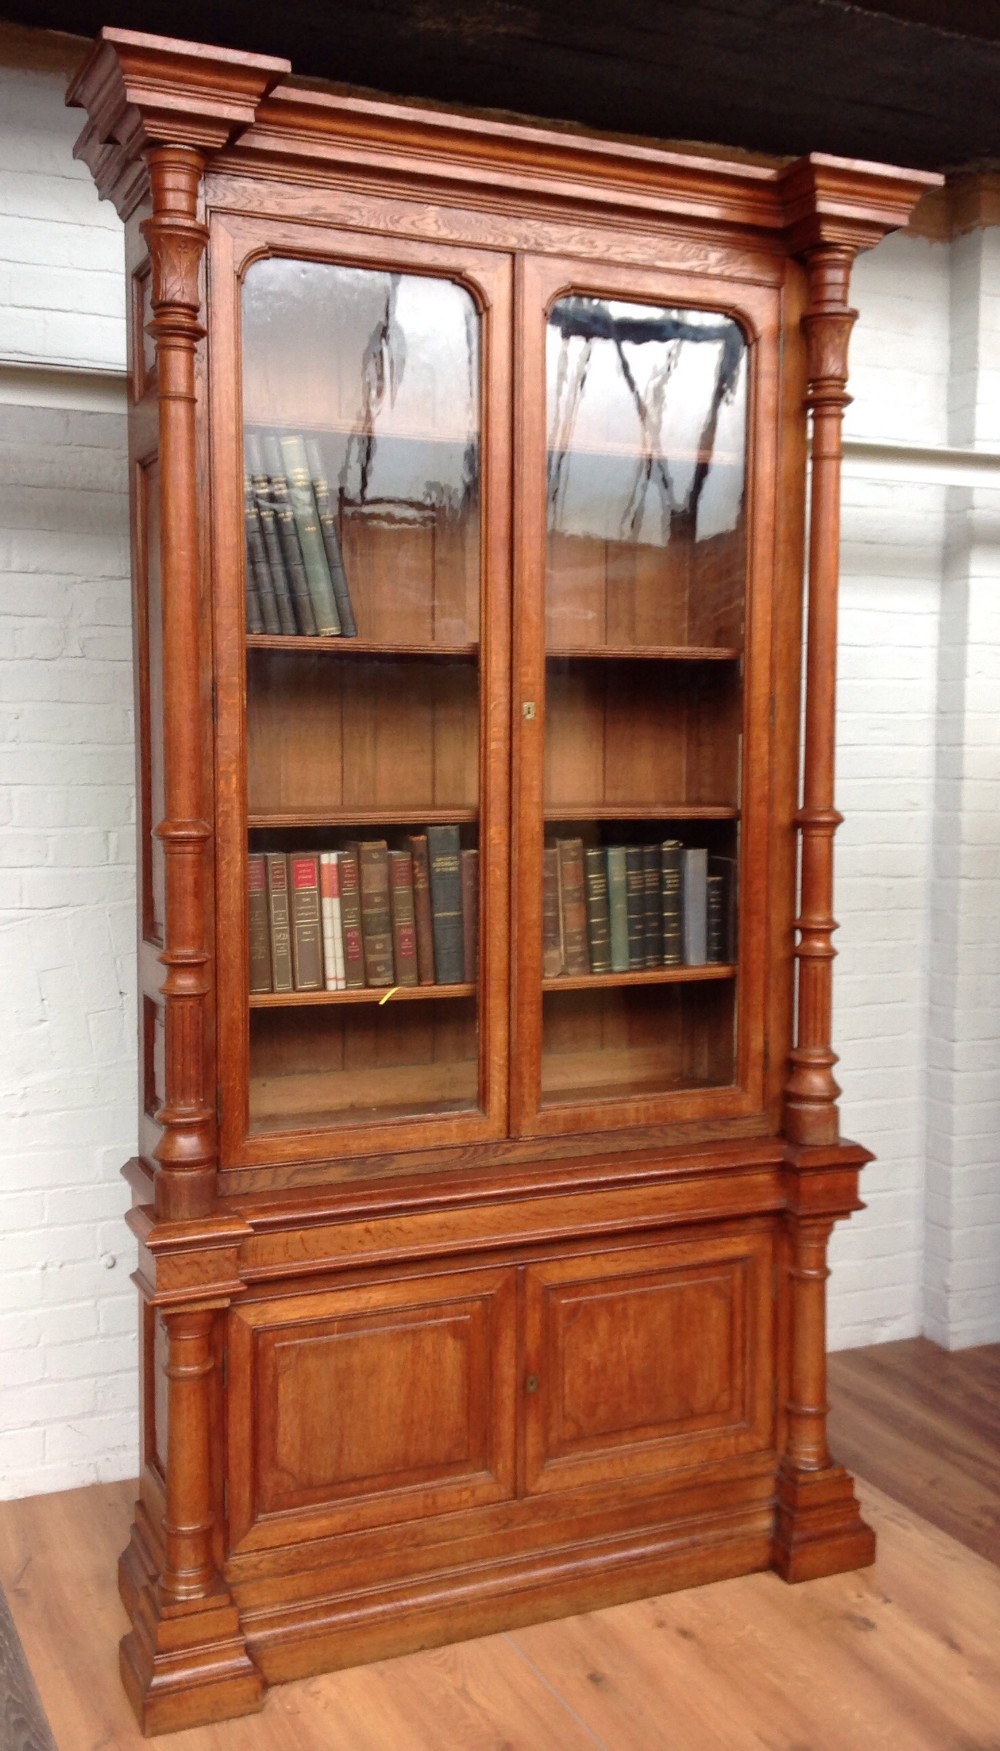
[{"x1": 0, "y1": 30, "x2": 997, "y2": 1498}]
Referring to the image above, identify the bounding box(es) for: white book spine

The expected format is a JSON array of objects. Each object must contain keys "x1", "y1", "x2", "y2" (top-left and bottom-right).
[{"x1": 320, "y1": 852, "x2": 345, "y2": 990}]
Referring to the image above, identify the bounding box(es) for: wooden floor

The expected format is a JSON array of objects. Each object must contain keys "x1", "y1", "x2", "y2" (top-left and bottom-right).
[{"x1": 0, "y1": 1338, "x2": 997, "y2": 1750}]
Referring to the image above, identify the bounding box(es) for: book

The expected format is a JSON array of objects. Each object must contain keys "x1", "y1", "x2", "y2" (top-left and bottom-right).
[
  {"x1": 242, "y1": 471, "x2": 269, "y2": 634},
  {"x1": 338, "y1": 845, "x2": 365, "y2": 989},
  {"x1": 248, "y1": 851, "x2": 272, "y2": 992},
  {"x1": 681, "y1": 847, "x2": 708, "y2": 965},
  {"x1": 264, "y1": 851, "x2": 293, "y2": 993},
  {"x1": 542, "y1": 846, "x2": 563, "y2": 977},
  {"x1": 461, "y1": 848, "x2": 479, "y2": 983},
  {"x1": 353, "y1": 840, "x2": 394, "y2": 986},
  {"x1": 246, "y1": 433, "x2": 297, "y2": 635},
  {"x1": 306, "y1": 439, "x2": 358, "y2": 637},
  {"x1": 606, "y1": 846, "x2": 629, "y2": 973},
  {"x1": 278, "y1": 434, "x2": 342, "y2": 635},
  {"x1": 262, "y1": 435, "x2": 318, "y2": 636},
  {"x1": 583, "y1": 846, "x2": 612, "y2": 975},
  {"x1": 556, "y1": 838, "x2": 588, "y2": 976},
  {"x1": 707, "y1": 853, "x2": 738, "y2": 964},
  {"x1": 319, "y1": 851, "x2": 346, "y2": 991},
  {"x1": 642, "y1": 844, "x2": 662, "y2": 967},
  {"x1": 388, "y1": 850, "x2": 419, "y2": 986},
  {"x1": 289, "y1": 852, "x2": 323, "y2": 990},
  {"x1": 660, "y1": 839, "x2": 683, "y2": 966},
  {"x1": 624, "y1": 845, "x2": 646, "y2": 971},
  {"x1": 426, "y1": 824, "x2": 464, "y2": 984},
  {"x1": 405, "y1": 834, "x2": 436, "y2": 984}
]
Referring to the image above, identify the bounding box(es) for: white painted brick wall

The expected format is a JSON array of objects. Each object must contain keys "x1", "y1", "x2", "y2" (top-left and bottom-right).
[{"x1": 0, "y1": 30, "x2": 997, "y2": 1495}]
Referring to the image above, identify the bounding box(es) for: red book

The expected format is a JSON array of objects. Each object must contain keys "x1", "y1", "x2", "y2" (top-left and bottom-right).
[
  {"x1": 406, "y1": 833, "x2": 436, "y2": 985},
  {"x1": 289, "y1": 852, "x2": 323, "y2": 991},
  {"x1": 388, "y1": 850, "x2": 419, "y2": 987}
]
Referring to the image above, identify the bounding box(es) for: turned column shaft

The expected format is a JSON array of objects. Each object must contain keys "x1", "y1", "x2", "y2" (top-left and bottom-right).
[
  {"x1": 142, "y1": 145, "x2": 215, "y2": 1221},
  {"x1": 160, "y1": 1306, "x2": 219, "y2": 1603},
  {"x1": 784, "y1": 244, "x2": 858, "y2": 1146},
  {"x1": 784, "y1": 1217, "x2": 833, "y2": 1471}
]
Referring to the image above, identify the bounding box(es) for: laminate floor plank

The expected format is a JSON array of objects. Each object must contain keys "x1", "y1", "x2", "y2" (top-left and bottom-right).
[
  {"x1": 828, "y1": 1336, "x2": 1000, "y2": 1565},
  {"x1": 3, "y1": 1475, "x2": 1000, "y2": 1749}
]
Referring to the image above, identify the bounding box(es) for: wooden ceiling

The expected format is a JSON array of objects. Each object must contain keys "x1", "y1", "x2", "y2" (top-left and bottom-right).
[{"x1": 7, "y1": 0, "x2": 998, "y2": 172}]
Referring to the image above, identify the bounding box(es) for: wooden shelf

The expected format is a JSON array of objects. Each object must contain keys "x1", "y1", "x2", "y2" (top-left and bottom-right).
[
  {"x1": 247, "y1": 635, "x2": 479, "y2": 659},
  {"x1": 547, "y1": 644, "x2": 741, "y2": 662},
  {"x1": 544, "y1": 964, "x2": 735, "y2": 993},
  {"x1": 249, "y1": 808, "x2": 478, "y2": 829},
  {"x1": 251, "y1": 983, "x2": 476, "y2": 1008},
  {"x1": 543, "y1": 804, "x2": 738, "y2": 821}
]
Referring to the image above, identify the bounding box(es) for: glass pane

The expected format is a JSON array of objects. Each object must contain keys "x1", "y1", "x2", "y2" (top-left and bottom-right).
[
  {"x1": 240, "y1": 258, "x2": 482, "y2": 1134},
  {"x1": 542, "y1": 296, "x2": 747, "y2": 1108}
]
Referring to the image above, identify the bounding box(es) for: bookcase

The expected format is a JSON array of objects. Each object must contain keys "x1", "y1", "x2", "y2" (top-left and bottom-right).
[{"x1": 68, "y1": 28, "x2": 937, "y2": 1735}]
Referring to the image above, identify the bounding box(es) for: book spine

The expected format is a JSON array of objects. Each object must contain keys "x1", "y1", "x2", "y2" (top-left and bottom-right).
[
  {"x1": 289, "y1": 852, "x2": 324, "y2": 990},
  {"x1": 264, "y1": 852, "x2": 293, "y2": 993},
  {"x1": 242, "y1": 472, "x2": 268, "y2": 633},
  {"x1": 278, "y1": 434, "x2": 342, "y2": 635},
  {"x1": 262, "y1": 435, "x2": 318, "y2": 635},
  {"x1": 357, "y1": 840, "x2": 394, "y2": 986},
  {"x1": 306, "y1": 439, "x2": 358, "y2": 636},
  {"x1": 660, "y1": 840, "x2": 683, "y2": 966},
  {"x1": 706, "y1": 873, "x2": 725, "y2": 964},
  {"x1": 606, "y1": 846, "x2": 629, "y2": 973},
  {"x1": 388, "y1": 850, "x2": 419, "y2": 987},
  {"x1": 248, "y1": 852, "x2": 272, "y2": 992},
  {"x1": 708, "y1": 853, "x2": 738, "y2": 964},
  {"x1": 426, "y1": 824, "x2": 464, "y2": 985},
  {"x1": 625, "y1": 845, "x2": 646, "y2": 971},
  {"x1": 460, "y1": 849, "x2": 479, "y2": 983},
  {"x1": 681, "y1": 847, "x2": 709, "y2": 965},
  {"x1": 642, "y1": 844, "x2": 663, "y2": 967},
  {"x1": 319, "y1": 852, "x2": 345, "y2": 991},
  {"x1": 556, "y1": 838, "x2": 589, "y2": 976},
  {"x1": 338, "y1": 846, "x2": 365, "y2": 989},
  {"x1": 246, "y1": 433, "x2": 297, "y2": 635},
  {"x1": 583, "y1": 846, "x2": 612, "y2": 975},
  {"x1": 405, "y1": 834, "x2": 436, "y2": 984},
  {"x1": 542, "y1": 846, "x2": 563, "y2": 978}
]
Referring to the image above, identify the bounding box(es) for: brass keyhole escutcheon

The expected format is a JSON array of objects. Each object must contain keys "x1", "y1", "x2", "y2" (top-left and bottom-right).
[{"x1": 525, "y1": 1374, "x2": 539, "y2": 1393}]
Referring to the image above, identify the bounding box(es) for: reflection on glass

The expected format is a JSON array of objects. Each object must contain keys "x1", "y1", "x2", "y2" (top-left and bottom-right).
[
  {"x1": 541, "y1": 297, "x2": 746, "y2": 1109},
  {"x1": 546, "y1": 297, "x2": 747, "y2": 650},
  {"x1": 240, "y1": 259, "x2": 483, "y2": 1136}
]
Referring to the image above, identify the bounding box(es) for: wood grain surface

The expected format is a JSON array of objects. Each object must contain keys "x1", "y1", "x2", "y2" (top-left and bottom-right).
[
  {"x1": 0, "y1": 1579, "x2": 58, "y2": 1751},
  {"x1": 2, "y1": 1402, "x2": 999, "y2": 1750}
]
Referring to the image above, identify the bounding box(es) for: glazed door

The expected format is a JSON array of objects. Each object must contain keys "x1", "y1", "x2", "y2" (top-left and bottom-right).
[
  {"x1": 213, "y1": 217, "x2": 512, "y2": 1167},
  {"x1": 512, "y1": 255, "x2": 780, "y2": 1139}
]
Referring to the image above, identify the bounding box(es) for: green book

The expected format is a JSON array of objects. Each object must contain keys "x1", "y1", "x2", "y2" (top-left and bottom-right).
[
  {"x1": 306, "y1": 439, "x2": 358, "y2": 637},
  {"x1": 278, "y1": 433, "x2": 342, "y2": 636},
  {"x1": 661, "y1": 839, "x2": 683, "y2": 966},
  {"x1": 261, "y1": 435, "x2": 317, "y2": 635},
  {"x1": 246, "y1": 433, "x2": 297, "y2": 635},
  {"x1": 583, "y1": 845, "x2": 612, "y2": 974},
  {"x1": 606, "y1": 846, "x2": 629, "y2": 973}
]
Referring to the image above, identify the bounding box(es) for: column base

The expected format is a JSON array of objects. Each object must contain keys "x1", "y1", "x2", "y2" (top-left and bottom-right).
[
  {"x1": 772, "y1": 1460, "x2": 876, "y2": 1583},
  {"x1": 120, "y1": 1575, "x2": 267, "y2": 1736}
]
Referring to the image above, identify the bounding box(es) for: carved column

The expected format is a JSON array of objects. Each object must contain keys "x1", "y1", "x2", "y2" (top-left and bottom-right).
[
  {"x1": 783, "y1": 1217, "x2": 834, "y2": 1473},
  {"x1": 783, "y1": 244, "x2": 857, "y2": 1147},
  {"x1": 159, "y1": 1307, "x2": 219, "y2": 1602},
  {"x1": 142, "y1": 145, "x2": 216, "y2": 1222}
]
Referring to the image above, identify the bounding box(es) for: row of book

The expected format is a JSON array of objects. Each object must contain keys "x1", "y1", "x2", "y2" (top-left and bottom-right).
[
  {"x1": 244, "y1": 432, "x2": 359, "y2": 639},
  {"x1": 249, "y1": 827, "x2": 478, "y2": 995},
  {"x1": 544, "y1": 839, "x2": 736, "y2": 977}
]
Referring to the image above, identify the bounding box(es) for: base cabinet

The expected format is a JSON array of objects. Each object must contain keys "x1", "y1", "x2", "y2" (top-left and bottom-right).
[{"x1": 66, "y1": 23, "x2": 934, "y2": 1735}]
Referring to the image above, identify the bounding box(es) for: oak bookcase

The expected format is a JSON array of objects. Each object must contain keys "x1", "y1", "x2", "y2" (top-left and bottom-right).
[{"x1": 67, "y1": 29, "x2": 937, "y2": 1735}]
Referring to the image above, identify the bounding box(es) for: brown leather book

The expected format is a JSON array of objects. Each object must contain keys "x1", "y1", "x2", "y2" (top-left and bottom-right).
[
  {"x1": 264, "y1": 851, "x2": 293, "y2": 993},
  {"x1": 388, "y1": 850, "x2": 419, "y2": 986},
  {"x1": 338, "y1": 845, "x2": 365, "y2": 989},
  {"x1": 405, "y1": 833, "x2": 435, "y2": 984},
  {"x1": 460, "y1": 848, "x2": 479, "y2": 983},
  {"x1": 542, "y1": 845, "x2": 563, "y2": 978},
  {"x1": 289, "y1": 852, "x2": 323, "y2": 990},
  {"x1": 353, "y1": 840, "x2": 394, "y2": 987},
  {"x1": 556, "y1": 837, "x2": 589, "y2": 976},
  {"x1": 248, "y1": 851, "x2": 272, "y2": 992}
]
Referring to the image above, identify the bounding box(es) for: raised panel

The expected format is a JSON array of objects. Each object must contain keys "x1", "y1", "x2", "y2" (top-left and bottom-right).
[
  {"x1": 228, "y1": 1267, "x2": 517, "y2": 1551},
  {"x1": 523, "y1": 1230, "x2": 773, "y2": 1494}
]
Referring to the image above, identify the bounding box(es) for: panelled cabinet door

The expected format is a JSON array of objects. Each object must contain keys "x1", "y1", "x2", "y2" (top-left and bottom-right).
[
  {"x1": 521, "y1": 1231, "x2": 774, "y2": 1495},
  {"x1": 211, "y1": 215, "x2": 513, "y2": 1169},
  {"x1": 512, "y1": 254, "x2": 781, "y2": 1140},
  {"x1": 227, "y1": 1266, "x2": 518, "y2": 1553}
]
